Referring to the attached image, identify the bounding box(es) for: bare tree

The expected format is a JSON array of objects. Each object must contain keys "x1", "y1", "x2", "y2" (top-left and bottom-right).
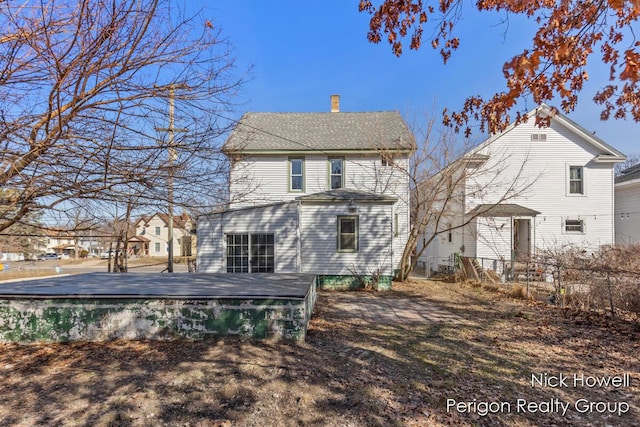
[
  {"x1": 0, "y1": 0, "x2": 243, "y2": 233},
  {"x1": 394, "y1": 118, "x2": 537, "y2": 281},
  {"x1": 614, "y1": 153, "x2": 640, "y2": 176}
]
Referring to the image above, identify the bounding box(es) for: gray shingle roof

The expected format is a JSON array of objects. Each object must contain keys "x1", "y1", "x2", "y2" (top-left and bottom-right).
[
  {"x1": 296, "y1": 189, "x2": 397, "y2": 203},
  {"x1": 223, "y1": 111, "x2": 415, "y2": 152},
  {"x1": 466, "y1": 204, "x2": 541, "y2": 217},
  {"x1": 616, "y1": 164, "x2": 640, "y2": 184}
]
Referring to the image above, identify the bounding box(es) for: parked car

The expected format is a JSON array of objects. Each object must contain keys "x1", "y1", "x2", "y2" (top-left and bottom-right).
[{"x1": 38, "y1": 253, "x2": 59, "y2": 261}]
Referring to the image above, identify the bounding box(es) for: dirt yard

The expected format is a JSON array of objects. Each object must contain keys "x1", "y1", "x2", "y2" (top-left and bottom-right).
[{"x1": 0, "y1": 279, "x2": 638, "y2": 426}]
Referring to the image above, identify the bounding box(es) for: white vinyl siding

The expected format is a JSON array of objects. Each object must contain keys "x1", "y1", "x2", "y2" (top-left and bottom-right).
[
  {"x1": 464, "y1": 118, "x2": 615, "y2": 252},
  {"x1": 227, "y1": 153, "x2": 410, "y2": 270},
  {"x1": 300, "y1": 202, "x2": 394, "y2": 276},
  {"x1": 615, "y1": 182, "x2": 640, "y2": 244},
  {"x1": 197, "y1": 202, "x2": 299, "y2": 274}
]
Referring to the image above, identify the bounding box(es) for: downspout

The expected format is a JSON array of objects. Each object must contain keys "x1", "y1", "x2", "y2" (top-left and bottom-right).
[
  {"x1": 297, "y1": 201, "x2": 302, "y2": 273},
  {"x1": 390, "y1": 202, "x2": 394, "y2": 279},
  {"x1": 611, "y1": 167, "x2": 615, "y2": 244},
  {"x1": 220, "y1": 211, "x2": 225, "y2": 272}
]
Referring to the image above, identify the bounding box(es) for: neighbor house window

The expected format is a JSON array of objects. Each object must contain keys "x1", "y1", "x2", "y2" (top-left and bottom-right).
[
  {"x1": 569, "y1": 166, "x2": 584, "y2": 194},
  {"x1": 329, "y1": 157, "x2": 344, "y2": 189},
  {"x1": 337, "y1": 216, "x2": 358, "y2": 252},
  {"x1": 289, "y1": 157, "x2": 304, "y2": 191},
  {"x1": 531, "y1": 133, "x2": 547, "y2": 142},
  {"x1": 154, "y1": 242, "x2": 161, "y2": 252},
  {"x1": 564, "y1": 219, "x2": 585, "y2": 233},
  {"x1": 155, "y1": 226, "x2": 161, "y2": 236},
  {"x1": 447, "y1": 223, "x2": 453, "y2": 243}
]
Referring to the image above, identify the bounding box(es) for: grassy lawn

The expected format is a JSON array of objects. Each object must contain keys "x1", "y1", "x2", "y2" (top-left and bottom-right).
[{"x1": 0, "y1": 279, "x2": 637, "y2": 426}]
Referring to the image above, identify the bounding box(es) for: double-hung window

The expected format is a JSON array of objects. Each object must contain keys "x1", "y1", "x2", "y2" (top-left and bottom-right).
[
  {"x1": 337, "y1": 216, "x2": 358, "y2": 252},
  {"x1": 155, "y1": 226, "x2": 161, "y2": 236},
  {"x1": 289, "y1": 158, "x2": 304, "y2": 191},
  {"x1": 569, "y1": 166, "x2": 584, "y2": 195},
  {"x1": 329, "y1": 158, "x2": 344, "y2": 189}
]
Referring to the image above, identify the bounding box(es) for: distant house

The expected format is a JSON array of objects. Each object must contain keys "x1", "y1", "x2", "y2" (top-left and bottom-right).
[
  {"x1": 197, "y1": 95, "x2": 415, "y2": 288},
  {"x1": 129, "y1": 213, "x2": 193, "y2": 258},
  {"x1": 44, "y1": 230, "x2": 102, "y2": 258},
  {"x1": 418, "y1": 104, "x2": 626, "y2": 275},
  {"x1": 615, "y1": 164, "x2": 640, "y2": 245}
]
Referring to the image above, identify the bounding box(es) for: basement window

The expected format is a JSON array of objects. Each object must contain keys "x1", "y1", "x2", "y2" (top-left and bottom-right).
[{"x1": 564, "y1": 219, "x2": 585, "y2": 234}]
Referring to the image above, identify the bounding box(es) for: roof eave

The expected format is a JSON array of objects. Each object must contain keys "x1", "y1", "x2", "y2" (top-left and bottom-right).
[
  {"x1": 592, "y1": 154, "x2": 627, "y2": 164},
  {"x1": 223, "y1": 148, "x2": 415, "y2": 156}
]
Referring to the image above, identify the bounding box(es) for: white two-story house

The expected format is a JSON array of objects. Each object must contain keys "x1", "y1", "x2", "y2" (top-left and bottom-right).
[
  {"x1": 129, "y1": 212, "x2": 193, "y2": 258},
  {"x1": 197, "y1": 96, "x2": 415, "y2": 289},
  {"x1": 419, "y1": 104, "x2": 626, "y2": 275}
]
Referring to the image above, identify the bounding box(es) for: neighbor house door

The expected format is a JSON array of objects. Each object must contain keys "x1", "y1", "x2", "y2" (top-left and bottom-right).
[
  {"x1": 226, "y1": 233, "x2": 275, "y2": 273},
  {"x1": 513, "y1": 219, "x2": 531, "y2": 261}
]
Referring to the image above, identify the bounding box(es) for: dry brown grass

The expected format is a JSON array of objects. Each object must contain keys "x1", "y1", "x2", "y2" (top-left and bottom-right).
[
  {"x1": 0, "y1": 279, "x2": 637, "y2": 426},
  {"x1": 0, "y1": 269, "x2": 58, "y2": 282}
]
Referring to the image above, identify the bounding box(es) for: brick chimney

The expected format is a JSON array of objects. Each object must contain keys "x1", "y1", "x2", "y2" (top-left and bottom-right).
[{"x1": 330, "y1": 94, "x2": 340, "y2": 113}]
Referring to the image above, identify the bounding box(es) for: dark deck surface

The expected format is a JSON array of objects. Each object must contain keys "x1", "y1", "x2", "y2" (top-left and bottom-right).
[{"x1": 0, "y1": 273, "x2": 315, "y2": 299}]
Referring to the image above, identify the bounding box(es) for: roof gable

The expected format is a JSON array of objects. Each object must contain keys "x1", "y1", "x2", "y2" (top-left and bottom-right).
[
  {"x1": 469, "y1": 104, "x2": 626, "y2": 162},
  {"x1": 223, "y1": 111, "x2": 415, "y2": 153}
]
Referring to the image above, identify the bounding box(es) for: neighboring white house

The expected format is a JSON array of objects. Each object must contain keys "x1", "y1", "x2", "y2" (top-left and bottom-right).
[
  {"x1": 615, "y1": 164, "x2": 640, "y2": 245},
  {"x1": 41, "y1": 231, "x2": 102, "y2": 258},
  {"x1": 419, "y1": 104, "x2": 626, "y2": 274},
  {"x1": 129, "y1": 212, "x2": 193, "y2": 258},
  {"x1": 197, "y1": 95, "x2": 415, "y2": 288}
]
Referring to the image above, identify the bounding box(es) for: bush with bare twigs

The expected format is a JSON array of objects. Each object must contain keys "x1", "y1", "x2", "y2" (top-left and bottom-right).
[{"x1": 534, "y1": 244, "x2": 640, "y2": 318}]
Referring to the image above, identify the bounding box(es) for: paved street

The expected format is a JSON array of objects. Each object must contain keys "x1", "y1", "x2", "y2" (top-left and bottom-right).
[{"x1": 0, "y1": 258, "x2": 189, "y2": 279}]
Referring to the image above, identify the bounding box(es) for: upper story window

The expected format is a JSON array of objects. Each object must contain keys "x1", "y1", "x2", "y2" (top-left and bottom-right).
[
  {"x1": 569, "y1": 166, "x2": 584, "y2": 195},
  {"x1": 289, "y1": 157, "x2": 304, "y2": 191},
  {"x1": 531, "y1": 133, "x2": 547, "y2": 142},
  {"x1": 381, "y1": 153, "x2": 394, "y2": 166},
  {"x1": 155, "y1": 226, "x2": 161, "y2": 236},
  {"x1": 329, "y1": 157, "x2": 344, "y2": 189}
]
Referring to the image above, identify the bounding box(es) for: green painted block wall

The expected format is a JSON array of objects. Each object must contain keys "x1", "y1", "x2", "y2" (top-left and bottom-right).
[{"x1": 0, "y1": 297, "x2": 313, "y2": 343}]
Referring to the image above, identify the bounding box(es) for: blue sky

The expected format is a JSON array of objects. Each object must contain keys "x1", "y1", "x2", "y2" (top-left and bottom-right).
[{"x1": 208, "y1": 1, "x2": 638, "y2": 156}]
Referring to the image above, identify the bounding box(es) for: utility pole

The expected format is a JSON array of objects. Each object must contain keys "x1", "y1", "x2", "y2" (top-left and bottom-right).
[{"x1": 156, "y1": 84, "x2": 187, "y2": 272}]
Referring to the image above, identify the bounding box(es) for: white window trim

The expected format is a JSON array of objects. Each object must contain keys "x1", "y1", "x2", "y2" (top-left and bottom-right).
[
  {"x1": 566, "y1": 164, "x2": 586, "y2": 196},
  {"x1": 328, "y1": 157, "x2": 345, "y2": 190},
  {"x1": 224, "y1": 232, "x2": 277, "y2": 273},
  {"x1": 289, "y1": 157, "x2": 305, "y2": 192},
  {"x1": 337, "y1": 215, "x2": 359, "y2": 253},
  {"x1": 563, "y1": 218, "x2": 586, "y2": 234}
]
